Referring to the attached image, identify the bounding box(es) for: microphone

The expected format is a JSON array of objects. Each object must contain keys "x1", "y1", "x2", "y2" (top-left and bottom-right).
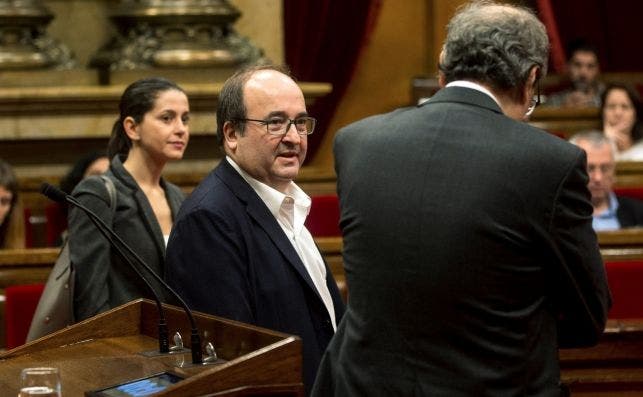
[
  {"x1": 41, "y1": 182, "x2": 171, "y2": 355},
  {"x1": 41, "y1": 182, "x2": 203, "y2": 364}
]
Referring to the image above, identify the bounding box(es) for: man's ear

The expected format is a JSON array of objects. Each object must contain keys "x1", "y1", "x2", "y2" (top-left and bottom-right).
[
  {"x1": 438, "y1": 71, "x2": 447, "y2": 88},
  {"x1": 523, "y1": 66, "x2": 540, "y2": 104},
  {"x1": 223, "y1": 121, "x2": 239, "y2": 151},
  {"x1": 123, "y1": 117, "x2": 139, "y2": 141}
]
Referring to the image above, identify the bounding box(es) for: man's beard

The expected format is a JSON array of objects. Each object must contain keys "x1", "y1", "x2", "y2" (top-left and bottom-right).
[{"x1": 572, "y1": 79, "x2": 597, "y2": 93}]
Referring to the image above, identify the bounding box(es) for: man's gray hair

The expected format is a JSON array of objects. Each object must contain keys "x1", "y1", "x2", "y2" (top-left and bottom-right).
[
  {"x1": 439, "y1": 1, "x2": 549, "y2": 102},
  {"x1": 569, "y1": 130, "x2": 618, "y2": 159}
]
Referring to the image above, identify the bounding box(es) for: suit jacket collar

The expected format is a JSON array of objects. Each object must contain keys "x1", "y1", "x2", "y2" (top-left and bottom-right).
[
  {"x1": 110, "y1": 155, "x2": 177, "y2": 260},
  {"x1": 214, "y1": 159, "x2": 324, "y2": 302},
  {"x1": 420, "y1": 86, "x2": 504, "y2": 115}
]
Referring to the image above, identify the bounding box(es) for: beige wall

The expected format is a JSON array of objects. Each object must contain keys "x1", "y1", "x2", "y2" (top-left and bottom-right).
[
  {"x1": 311, "y1": 0, "x2": 430, "y2": 167},
  {"x1": 310, "y1": 0, "x2": 469, "y2": 167}
]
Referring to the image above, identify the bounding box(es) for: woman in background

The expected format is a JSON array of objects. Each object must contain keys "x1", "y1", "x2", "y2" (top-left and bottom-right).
[
  {"x1": 69, "y1": 77, "x2": 190, "y2": 320},
  {"x1": 601, "y1": 83, "x2": 643, "y2": 159},
  {"x1": 60, "y1": 151, "x2": 110, "y2": 196},
  {"x1": 0, "y1": 159, "x2": 25, "y2": 249}
]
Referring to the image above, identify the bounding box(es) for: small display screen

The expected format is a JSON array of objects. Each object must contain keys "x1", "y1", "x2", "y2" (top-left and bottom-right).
[{"x1": 85, "y1": 372, "x2": 184, "y2": 397}]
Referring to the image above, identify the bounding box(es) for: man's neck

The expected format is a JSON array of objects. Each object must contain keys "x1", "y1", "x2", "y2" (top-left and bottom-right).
[{"x1": 592, "y1": 196, "x2": 611, "y2": 216}]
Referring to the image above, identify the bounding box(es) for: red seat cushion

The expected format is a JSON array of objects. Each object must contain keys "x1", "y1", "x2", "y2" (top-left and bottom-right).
[
  {"x1": 4, "y1": 284, "x2": 45, "y2": 349},
  {"x1": 605, "y1": 261, "x2": 643, "y2": 319},
  {"x1": 305, "y1": 195, "x2": 341, "y2": 237}
]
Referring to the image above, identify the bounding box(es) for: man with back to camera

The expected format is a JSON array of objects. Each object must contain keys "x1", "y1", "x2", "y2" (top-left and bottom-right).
[
  {"x1": 569, "y1": 130, "x2": 643, "y2": 230},
  {"x1": 312, "y1": 2, "x2": 611, "y2": 396},
  {"x1": 546, "y1": 39, "x2": 604, "y2": 108},
  {"x1": 165, "y1": 65, "x2": 345, "y2": 395}
]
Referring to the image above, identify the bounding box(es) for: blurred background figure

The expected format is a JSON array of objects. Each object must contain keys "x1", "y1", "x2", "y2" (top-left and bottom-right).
[
  {"x1": 547, "y1": 39, "x2": 604, "y2": 108},
  {"x1": 60, "y1": 151, "x2": 110, "y2": 196},
  {"x1": 570, "y1": 130, "x2": 643, "y2": 230},
  {"x1": 46, "y1": 151, "x2": 111, "y2": 246},
  {"x1": 600, "y1": 83, "x2": 643, "y2": 158},
  {"x1": 0, "y1": 158, "x2": 25, "y2": 249}
]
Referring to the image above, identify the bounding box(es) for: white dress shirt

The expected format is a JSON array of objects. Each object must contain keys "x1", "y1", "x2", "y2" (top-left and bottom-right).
[
  {"x1": 446, "y1": 80, "x2": 502, "y2": 107},
  {"x1": 226, "y1": 157, "x2": 337, "y2": 330}
]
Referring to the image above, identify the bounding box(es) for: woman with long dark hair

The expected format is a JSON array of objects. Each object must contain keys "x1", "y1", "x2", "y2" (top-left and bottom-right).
[
  {"x1": 69, "y1": 77, "x2": 190, "y2": 320},
  {"x1": 601, "y1": 83, "x2": 643, "y2": 159}
]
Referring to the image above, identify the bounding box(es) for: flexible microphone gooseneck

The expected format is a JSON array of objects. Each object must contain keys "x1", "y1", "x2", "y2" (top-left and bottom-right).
[
  {"x1": 41, "y1": 182, "x2": 203, "y2": 364},
  {"x1": 41, "y1": 183, "x2": 170, "y2": 354}
]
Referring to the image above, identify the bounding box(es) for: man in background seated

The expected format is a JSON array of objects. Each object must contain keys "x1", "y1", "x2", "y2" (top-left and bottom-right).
[
  {"x1": 547, "y1": 39, "x2": 604, "y2": 108},
  {"x1": 570, "y1": 130, "x2": 643, "y2": 230}
]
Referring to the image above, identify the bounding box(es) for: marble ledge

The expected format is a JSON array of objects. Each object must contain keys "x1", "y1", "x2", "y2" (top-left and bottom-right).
[{"x1": 0, "y1": 80, "x2": 332, "y2": 115}]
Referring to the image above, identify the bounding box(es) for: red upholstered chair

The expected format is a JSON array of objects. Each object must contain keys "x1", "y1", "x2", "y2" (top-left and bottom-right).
[
  {"x1": 4, "y1": 283, "x2": 45, "y2": 349},
  {"x1": 605, "y1": 261, "x2": 643, "y2": 319},
  {"x1": 45, "y1": 202, "x2": 67, "y2": 246},
  {"x1": 305, "y1": 195, "x2": 341, "y2": 237},
  {"x1": 614, "y1": 187, "x2": 643, "y2": 202}
]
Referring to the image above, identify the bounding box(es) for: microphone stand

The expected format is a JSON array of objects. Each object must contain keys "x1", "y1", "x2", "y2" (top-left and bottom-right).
[{"x1": 43, "y1": 183, "x2": 203, "y2": 364}]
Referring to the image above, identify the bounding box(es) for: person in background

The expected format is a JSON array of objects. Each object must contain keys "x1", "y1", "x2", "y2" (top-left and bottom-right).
[
  {"x1": 312, "y1": 2, "x2": 610, "y2": 396},
  {"x1": 600, "y1": 83, "x2": 643, "y2": 157},
  {"x1": 165, "y1": 64, "x2": 345, "y2": 395},
  {"x1": 546, "y1": 39, "x2": 604, "y2": 108},
  {"x1": 69, "y1": 77, "x2": 189, "y2": 321},
  {"x1": 0, "y1": 158, "x2": 25, "y2": 249},
  {"x1": 570, "y1": 130, "x2": 643, "y2": 230},
  {"x1": 46, "y1": 151, "x2": 111, "y2": 246},
  {"x1": 60, "y1": 151, "x2": 110, "y2": 196}
]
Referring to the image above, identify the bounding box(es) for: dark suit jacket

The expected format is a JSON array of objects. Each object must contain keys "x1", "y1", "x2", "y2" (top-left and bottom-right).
[
  {"x1": 69, "y1": 155, "x2": 184, "y2": 320},
  {"x1": 312, "y1": 87, "x2": 611, "y2": 396},
  {"x1": 616, "y1": 195, "x2": 643, "y2": 227},
  {"x1": 165, "y1": 159, "x2": 345, "y2": 394}
]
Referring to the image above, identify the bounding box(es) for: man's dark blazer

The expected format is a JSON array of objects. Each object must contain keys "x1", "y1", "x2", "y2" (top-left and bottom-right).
[
  {"x1": 312, "y1": 86, "x2": 611, "y2": 396},
  {"x1": 617, "y1": 195, "x2": 643, "y2": 227},
  {"x1": 165, "y1": 159, "x2": 345, "y2": 394}
]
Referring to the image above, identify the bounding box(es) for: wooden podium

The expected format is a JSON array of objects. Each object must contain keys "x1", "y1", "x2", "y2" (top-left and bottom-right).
[{"x1": 0, "y1": 299, "x2": 303, "y2": 396}]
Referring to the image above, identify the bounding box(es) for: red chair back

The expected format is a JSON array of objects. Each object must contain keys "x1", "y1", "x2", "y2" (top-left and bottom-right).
[
  {"x1": 4, "y1": 283, "x2": 45, "y2": 349},
  {"x1": 305, "y1": 195, "x2": 341, "y2": 237},
  {"x1": 605, "y1": 261, "x2": 643, "y2": 319},
  {"x1": 45, "y1": 202, "x2": 67, "y2": 246},
  {"x1": 614, "y1": 187, "x2": 643, "y2": 202}
]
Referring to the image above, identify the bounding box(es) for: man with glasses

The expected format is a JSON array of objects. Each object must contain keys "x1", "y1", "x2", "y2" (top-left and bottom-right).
[
  {"x1": 570, "y1": 130, "x2": 643, "y2": 230},
  {"x1": 165, "y1": 65, "x2": 344, "y2": 395},
  {"x1": 313, "y1": 2, "x2": 610, "y2": 396}
]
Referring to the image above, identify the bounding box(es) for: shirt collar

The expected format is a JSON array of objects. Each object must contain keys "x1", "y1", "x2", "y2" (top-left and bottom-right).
[
  {"x1": 225, "y1": 156, "x2": 311, "y2": 221},
  {"x1": 596, "y1": 192, "x2": 620, "y2": 219},
  {"x1": 446, "y1": 80, "x2": 502, "y2": 108}
]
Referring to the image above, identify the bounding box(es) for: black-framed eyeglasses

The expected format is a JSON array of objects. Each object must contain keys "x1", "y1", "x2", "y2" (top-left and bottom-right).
[
  {"x1": 525, "y1": 79, "x2": 541, "y2": 117},
  {"x1": 232, "y1": 116, "x2": 316, "y2": 136}
]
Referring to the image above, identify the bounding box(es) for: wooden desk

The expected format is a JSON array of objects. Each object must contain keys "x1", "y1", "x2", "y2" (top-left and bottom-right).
[
  {"x1": 528, "y1": 107, "x2": 600, "y2": 139},
  {"x1": 561, "y1": 320, "x2": 643, "y2": 395},
  {"x1": 0, "y1": 248, "x2": 58, "y2": 290},
  {"x1": 598, "y1": 229, "x2": 643, "y2": 260}
]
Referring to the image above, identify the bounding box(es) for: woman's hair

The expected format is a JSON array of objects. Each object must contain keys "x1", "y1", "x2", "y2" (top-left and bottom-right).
[
  {"x1": 108, "y1": 77, "x2": 186, "y2": 159},
  {"x1": 0, "y1": 158, "x2": 25, "y2": 249},
  {"x1": 600, "y1": 82, "x2": 643, "y2": 144},
  {"x1": 60, "y1": 151, "x2": 109, "y2": 195}
]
